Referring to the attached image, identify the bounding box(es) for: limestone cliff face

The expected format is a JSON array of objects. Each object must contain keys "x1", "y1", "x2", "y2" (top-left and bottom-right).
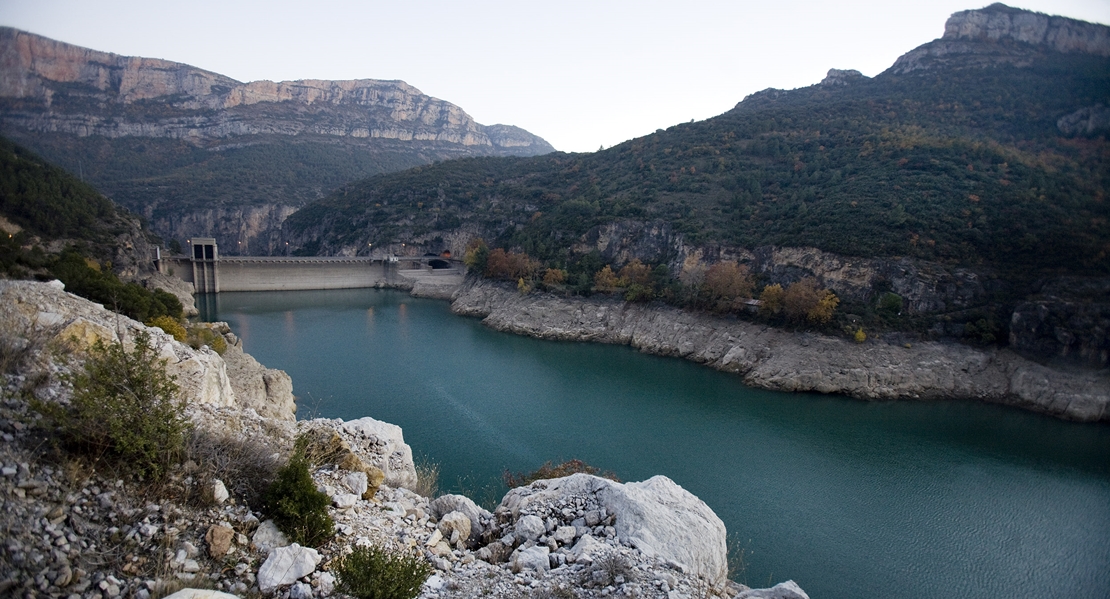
[
  {"x1": 573, "y1": 220, "x2": 988, "y2": 314},
  {"x1": 144, "y1": 203, "x2": 298, "y2": 256},
  {"x1": 889, "y1": 3, "x2": 1110, "y2": 74},
  {"x1": 451, "y1": 279, "x2": 1109, "y2": 422},
  {"x1": 0, "y1": 27, "x2": 554, "y2": 155}
]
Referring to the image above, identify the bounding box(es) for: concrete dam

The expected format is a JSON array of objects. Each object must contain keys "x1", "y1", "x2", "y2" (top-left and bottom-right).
[{"x1": 162, "y1": 238, "x2": 462, "y2": 293}]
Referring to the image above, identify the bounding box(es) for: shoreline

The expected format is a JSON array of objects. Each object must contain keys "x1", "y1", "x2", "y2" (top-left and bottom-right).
[{"x1": 446, "y1": 278, "x2": 1110, "y2": 423}]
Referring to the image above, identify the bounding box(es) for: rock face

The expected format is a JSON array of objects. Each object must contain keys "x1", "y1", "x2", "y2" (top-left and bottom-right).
[
  {"x1": 889, "y1": 3, "x2": 1110, "y2": 74},
  {"x1": 496, "y1": 473, "x2": 728, "y2": 584},
  {"x1": 1009, "y1": 277, "x2": 1110, "y2": 368},
  {"x1": 0, "y1": 279, "x2": 298, "y2": 417},
  {"x1": 340, "y1": 417, "x2": 418, "y2": 488},
  {"x1": 452, "y1": 279, "x2": 1110, "y2": 422},
  {"x1": 0, "y1": 27, "x2": 553, "y2": 153}
]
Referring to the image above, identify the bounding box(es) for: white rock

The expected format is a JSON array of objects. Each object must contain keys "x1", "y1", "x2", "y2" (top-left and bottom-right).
[
  {"x1": 499, "y1": 474, "x2": 728, "y2": 583},
  {"x1": 257, "y1": 543, "x2": 321, "y2": 593},
  {"x1": 437, "y1": 511, "x2": 471, "y2": 546},
  {"x1": 212, "y1": 479, "x2": 229, "y2": 504},
  {"x1": 161, "y1": 591, "x2": 241, "y2": 599},
  {"x1": 735, "y1": 581, "x2": 810, "y2": 599},
  {"x1": 553, "y1": 525, "x2": 577, "y2": 545},
  {"x1": 342, "y1": 471, "x2": 368, "y2": 496},
  {"x1": 332, "y1": 493, "x2": 359, "y2": 509},
  {"x1": 289, "y1": 581, "x2": 313, "y2": 599},
  {"x1": 514, "y1": 515, "x2": 545, "y2": 543},
  {"x1": 423, "y1": 574, "x2": 446, "y2": 591},
  {"x1": 428, "y1": 494, "x2": 491, "y2": 545},
  {"x1": 341, "y1": 417, "x2": 417, "y2": 488},
  {"x1": 182, "y1": 559, "x2": 200, "y2": 573},
  {"x1": 511, "y1": 545, "x2": 550, "y2": 573},
  {"x1": 313, "y1": 571, "x2": 336, "y2": 595},
  {"x1": 252, "y1": 520, "x2": 289, "y2": 554},
  {"x1": 570, "y1": 534, "x2": 607, "y2": 564}
]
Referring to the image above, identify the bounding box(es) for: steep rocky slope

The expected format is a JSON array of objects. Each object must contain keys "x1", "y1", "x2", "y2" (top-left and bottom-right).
[
  {"x1": 0, "y1": 27, "x2": 554, "y2": 252},
  {"x1": 0, "y1": 279, "x2": 805, "y2": 598}
]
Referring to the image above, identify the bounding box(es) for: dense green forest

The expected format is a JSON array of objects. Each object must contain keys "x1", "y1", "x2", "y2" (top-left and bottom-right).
[
  {"x1": 285, "y1": 50, "x2": 1109, "y2": 278},
  {"x1": 0, "y1": 137, "x2": 182, "y2": 321}
]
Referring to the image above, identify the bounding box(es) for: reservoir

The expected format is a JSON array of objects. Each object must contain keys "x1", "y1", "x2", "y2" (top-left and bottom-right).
[{"x1": 200, "y1": 288, "x2": 1110, "y2": 599}]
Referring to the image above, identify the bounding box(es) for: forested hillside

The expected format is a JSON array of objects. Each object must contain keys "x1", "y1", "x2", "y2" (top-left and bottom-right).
[{"x1": 285, "y1": 48, "x2": 1109, "y2": 277}]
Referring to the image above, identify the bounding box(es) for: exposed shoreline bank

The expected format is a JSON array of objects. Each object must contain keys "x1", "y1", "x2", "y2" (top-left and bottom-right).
[{"x1": 447, "y1": 278, "x2": 1109, "y2": 423}]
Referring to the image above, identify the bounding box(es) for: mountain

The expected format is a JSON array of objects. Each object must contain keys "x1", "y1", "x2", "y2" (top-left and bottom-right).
[
  {"x1": 0, "y1": 27, "x2": 554, "y2": 253},
  {"x1": 278, "y1": 4, "x2": 1109, "y2": 364}
]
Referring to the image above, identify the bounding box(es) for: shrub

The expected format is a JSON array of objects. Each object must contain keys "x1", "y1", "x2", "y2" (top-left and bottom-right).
[
  {"x1": 504, "y1": 459, "x2": 619, "y2": 488},
  {"x1": 51, "y1": 330, "x2": 188, "y2": 479},
  {"x1": 334, "y1": 544, "x2": 433, "y2": 599},
  {"x1": 261, "y1": 441, "x2": 334, "y2": 547},
  {"x1": 411, "y1": 457, "x2": 440, "y2": 498},
  {"x1": 184, "y1": 429, "x2": 283, "y2": 507},
  {"x1": 186, "y1": 326, "x2": 227, "y2": 354},
  {"x1": 147, "y1": 315, "x2": 187, "y2": 342},
  {"x1": 854, "y1": 328, "x2": 867, "y2": 343}
]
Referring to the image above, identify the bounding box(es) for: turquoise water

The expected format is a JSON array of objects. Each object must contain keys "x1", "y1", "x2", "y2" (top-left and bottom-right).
[{"x1": 200, "y1": 288, "x2": 1110, "y2": 599}]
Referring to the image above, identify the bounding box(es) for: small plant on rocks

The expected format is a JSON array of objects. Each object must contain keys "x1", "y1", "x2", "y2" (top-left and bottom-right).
[
  {"x1": 41, "y1": 330, "x2": 188, "y2": 480},
  {"x1": 260, "y1": 437, "x2": 334, "y2": 547},
  {"x1": 334, "y1": 543, "x2": 433, "y2": 599},
  {"x1": 504, "y1": 459, "x2": 619, "y2": 488}
]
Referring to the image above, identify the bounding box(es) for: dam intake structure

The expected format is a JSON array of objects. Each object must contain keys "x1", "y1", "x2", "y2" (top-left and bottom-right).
[{"x1": 162, "y1": 238, "x2": 462, "y2": 293}]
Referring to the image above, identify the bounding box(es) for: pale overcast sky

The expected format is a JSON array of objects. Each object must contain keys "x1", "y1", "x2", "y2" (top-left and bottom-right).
[{"x1": 2, "y1": 1, "x2": 1108, "y2": 152}]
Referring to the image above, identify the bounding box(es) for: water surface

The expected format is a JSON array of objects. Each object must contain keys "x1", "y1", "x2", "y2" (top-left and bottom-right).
[{"x1": 201, "y1": 288, "x2": 1110, "y2": 599}]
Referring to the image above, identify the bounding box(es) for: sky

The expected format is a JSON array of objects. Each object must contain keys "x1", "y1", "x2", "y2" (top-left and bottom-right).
[{"x1": 2, "y1": 1, "x2": 1108, "y2": 153}]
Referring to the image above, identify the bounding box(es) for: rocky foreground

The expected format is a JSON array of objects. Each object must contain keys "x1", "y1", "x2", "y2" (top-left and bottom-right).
[
  {"x1": 450, "y1": 279, "x2": 1110, "y2": 422},
  {"x1": 0, "y1": 279, "x2": 807, "y2": 599}
]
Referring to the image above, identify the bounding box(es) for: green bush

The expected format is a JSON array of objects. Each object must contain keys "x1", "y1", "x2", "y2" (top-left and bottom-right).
[
  {"x1": 334, "y1": 544, "x2": 433, "y2": 599},
  {"x1": 53, "y1": 330, "x2": 188, "y2": 479},
  {"x1": 186, "y1": 326, "x2": 227, "y2": 354},
  {"x1": 147, "y1": 315, "x2": 187, "y2": 342},
  {"x1": 261, "y1": 442, "x2": 334, "y2": 547}
]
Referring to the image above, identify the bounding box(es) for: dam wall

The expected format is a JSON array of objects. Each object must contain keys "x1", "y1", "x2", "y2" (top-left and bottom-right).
[{"x1": 162, "y1": 252, "x2": 458, "y2": 293}]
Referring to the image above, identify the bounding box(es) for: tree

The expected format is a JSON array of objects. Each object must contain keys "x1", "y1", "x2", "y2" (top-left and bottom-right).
[
  {"x1": 463, "y1": 239, "x2": 489, "y2": 273},
  {"x1": 808, "y1": 290, "x2": 839, "y2": 323},
  {"x1": 617, "y1": 259, "x2": 653, "y2": 287},
  {"x1": 759, "y1": 283, "x2": 785, "y2": 315},
  {"x1": 783, "y1": 278, "x2": 822, "y2": 322},
  {"x1": 594, "y1": 265, "x2": 619, "y2": 290},
  {"x1": 702, "y1": 261, "x2": 754, "y2": 312},
  {"x1": 542, "y1": 268, "x2": 567, "y2": 287}
]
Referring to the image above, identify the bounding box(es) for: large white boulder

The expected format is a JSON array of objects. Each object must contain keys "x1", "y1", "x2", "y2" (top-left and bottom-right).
[
  {"x1": 498, "y1": 473, "x2": 728, "y2": 583},
  {"x1": 736, "y1": 580, "x2": 811, "y2": 599},
  {"x1": 341, "y1": 417, "x2": 417, "y2": 488},
  {"x1": 257, "y1": 543, "x2": 321, "y2": 593},
  {"x1": 428, "y1": 494, "x2": 492, "y2": 546}
]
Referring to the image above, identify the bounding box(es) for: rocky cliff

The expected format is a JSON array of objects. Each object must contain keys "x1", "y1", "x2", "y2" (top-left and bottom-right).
[
  {"x1": 890, "y1": 3, "x2": 1110, "y2": 74},
  {"x1": 0, "y1": 27, "x2": 554, "y2": 252},
  {"x1": 451, "y1": 279, "x2": 1109, "y2": 422},
  {"x1": 0, "y1": 28, "x2": 553, "y2": 153}
]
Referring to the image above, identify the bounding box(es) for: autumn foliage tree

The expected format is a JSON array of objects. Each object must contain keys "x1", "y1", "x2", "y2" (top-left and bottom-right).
[
  {"x1": 594, "y1": 265, "x2": 619, "y2": 290},
  {"x1": 759, "y1": 284, "x2": 785, "y2": 316},
  {"x1": 484, "y1": 248, "x2": 538, "y2": 281},
  {"x1": 701, "y1": 261, "x2": 754, "y2": 313},
  {"x1": 782, "y1": 278, "x2": 839, "y2": 323}
]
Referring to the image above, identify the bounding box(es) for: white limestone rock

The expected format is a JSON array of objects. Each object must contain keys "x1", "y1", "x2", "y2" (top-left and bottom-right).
[
  {"x1": 341, "y1": 417, "x2": 417, "y2": 488},
  {"x1": 332, "y1": 493, "x2": 359, "y2": 509},
  {"x1": 251, "y1": 520, "x2": 289, "y2": 554},
  {"x1": 162, "y1": 591, "x2": 241, "y2": 599},
  {"x1": 498, "y1": 473, "x2": 728, "y2": 584},
  {"x1": 514, "y1": 514, "x2": 546, "y2": 543},
  {"x1": 428, "y1": 494, "x2": 491, "y2": 546},
  {"x1": 211, "y1": 479, "x2": 229, "y2": 504},
  {"x1": 343, "y1": 471, "x2": 369, "y2": 496},
  {"x1": 257, "y1": 543, "x2": 321, "y2": 593},
  {"x1": 437, "y1": 511, "x2": 472, "y2": 546},
  {"x1": 736, "y1": 580, "x2": 810, "y2": 599},
  {"x1": 511, "y1": 545, "x2": 550, "y2": 573}
]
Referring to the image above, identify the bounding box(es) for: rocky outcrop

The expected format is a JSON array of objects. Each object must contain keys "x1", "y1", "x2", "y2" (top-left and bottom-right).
[
  {"x1": 1057, "y1": 104, "x2": 1110, "y2": 136},
  {"x1": 575, "y1": 220, "x2": 989, "y2": 313},
  {"x1": 889, "y1": 4, "x2": 1110, "y2": 74},
  {"x1": 1009, "y1": 277, "x2": 1110, "y2": 368},
  {"x1": 495, "y1": 473, "x2": 729, "y2": 584},
  {"x1": 820, "y1": 69, "x2": 867, "y2": 86},
  {"x1": 0, "y1": 279, "x2": 296, "y2": 418},
  {"x1": 451, "y1": 279, "x2": 1110, "y2": 422},
  {"x1": 0, "y1": 27, "x2": 553, "y2": 155},
  {"x1": 144, "y1": 203, "x2": 298, "y2": 257}
]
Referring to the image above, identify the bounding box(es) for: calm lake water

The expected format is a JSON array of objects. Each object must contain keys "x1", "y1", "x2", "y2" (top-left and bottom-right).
[{"x1": 200, "y1": 288, "x2": 1110, "y2": 599}]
